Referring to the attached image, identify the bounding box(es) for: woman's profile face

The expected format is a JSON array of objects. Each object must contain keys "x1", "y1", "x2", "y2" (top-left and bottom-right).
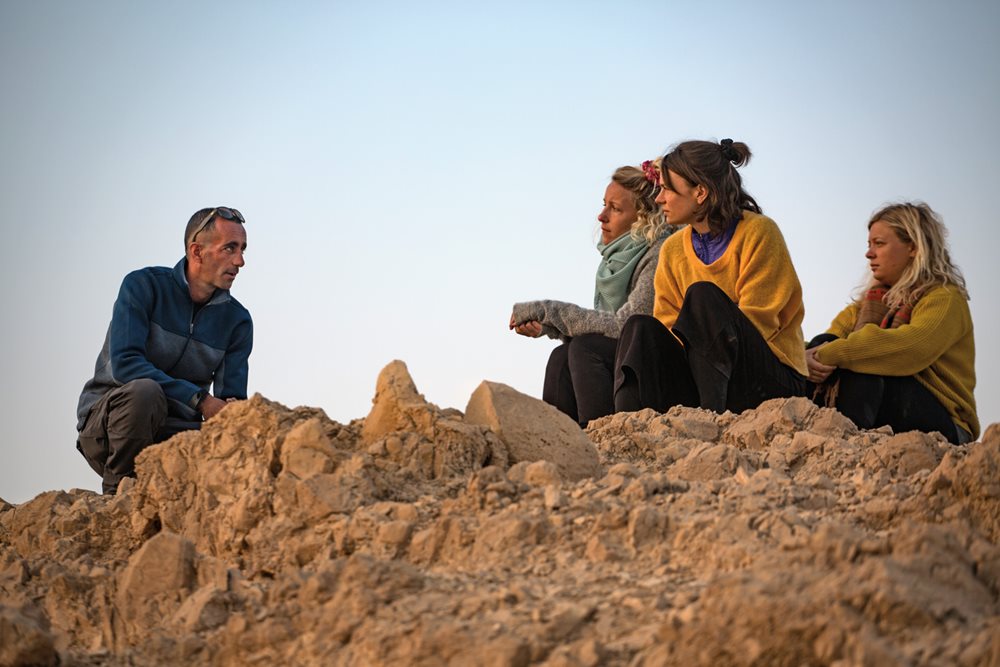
[
  {"x1": 866, "y1": 221, "x2": 915, "y2": 287},
  {"x1": 655, "y1": 169, "x2": 705, "y2": 228},
  {"x1": 598, "y1": 181, "x2": 638, "y2": 244}
]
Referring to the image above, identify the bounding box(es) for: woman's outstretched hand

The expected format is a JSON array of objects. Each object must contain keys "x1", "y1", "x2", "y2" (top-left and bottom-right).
[
  {"x1": 509, "y1": 314, "x2": 543, "y2": 338},
  {"x1": 805, "y1": 345, "x2": 836, "y2": 383}
]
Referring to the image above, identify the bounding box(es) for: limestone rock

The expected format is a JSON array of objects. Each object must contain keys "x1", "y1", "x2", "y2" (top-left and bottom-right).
[
  {"x1": 668, "y1": 442, "x2": 754, "y2": 482},
  {"x1": 362, "y1": 360, "x2": 431, "y2": 443},
  {"x1": 360, "y1": 360, "x2": 508, "y2": 477},
  {"x1": 0, "y1": 604, "x2": 58, "y2": 667},
  {"x1": 1, "y1": 367, "x2": 998, "y2": 666},
  {"x1": 464, "y1": 380, "x2": 601, "y2": 481},
  {"x1": 117, "y1": 531, "x2": 197, "y2": 636},
  {"x1": 281, "y1": 417, "x2": 340, "y2": 478},
  {"x1": 509, "y1": 460, "x2": 563, "y2": 486}
]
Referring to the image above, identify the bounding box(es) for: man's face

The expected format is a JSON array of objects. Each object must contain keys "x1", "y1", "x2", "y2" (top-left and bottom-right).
[{"x1": 191, "y1": 218, "x2": 247, "y2": 291}]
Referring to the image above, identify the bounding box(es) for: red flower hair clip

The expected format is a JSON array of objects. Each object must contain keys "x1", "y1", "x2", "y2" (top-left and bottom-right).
[{"x1": 641, "y1": 160, "x2": 659, "y2": 185}]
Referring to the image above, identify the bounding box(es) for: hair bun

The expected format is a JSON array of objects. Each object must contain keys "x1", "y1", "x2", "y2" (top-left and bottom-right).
[
  {"x1": 719, "y1": 138, "x2": 751, "y2": 167},
  {"x1": 720, "y1": 138, "x2": 738, "y2": 162}
]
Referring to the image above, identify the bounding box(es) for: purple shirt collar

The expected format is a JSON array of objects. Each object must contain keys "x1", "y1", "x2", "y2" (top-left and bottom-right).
[{"x1": 691, "y1": 218, "x2": 739, "y2": 264}]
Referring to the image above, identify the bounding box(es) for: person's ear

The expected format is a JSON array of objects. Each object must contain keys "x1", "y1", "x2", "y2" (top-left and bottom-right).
[
  {"x1": 694, "y1": 184, "x2": 709, "y2": 205},
  {"x1": 188, "y1": 242, "x2": 202, "y2": 264}
]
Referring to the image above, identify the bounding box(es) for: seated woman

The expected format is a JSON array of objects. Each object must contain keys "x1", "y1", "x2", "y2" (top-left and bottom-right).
[
  {"x1": 614, "y1": 139, "x2": 808, "y2": 415},
  {"x1": 510, "y1": 163, "x2": 677, "y2": 426},
  {"x1": 806, "y1": 202, "x2": 978, "y2": 444}
]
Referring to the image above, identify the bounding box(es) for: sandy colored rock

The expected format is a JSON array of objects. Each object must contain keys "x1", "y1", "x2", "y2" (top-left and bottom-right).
[
  {"x1": 1, "y1": 363, "x2": 998, "y2": 666},
  {"x1": 511, "y1": 460, "x2": 563, "y2": 486},
  {"x1": 117, "y1": 531, "x2": 197, "y2": 640},
  {"x1": 282, "y1": 417, "x2": 340, "y2": 478},
  {"x1": 0, "y1": 604, "x2": 58, "y2": 667},
  {"x1": 360, "y1": 360, "x2": 508, "y2": 477},
  {"x1": 668, "y1": 442, "x2": 753, "y2": 481},
  {"x1": 362, "y1": 359, "x2": 431, "y2": 443},
  {"x1": 464, "y1": 380, "x2": 601, "y2": 481}
]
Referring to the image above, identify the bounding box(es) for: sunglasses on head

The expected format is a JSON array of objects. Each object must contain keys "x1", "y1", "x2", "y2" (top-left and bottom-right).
[{"x1": 190, "y1": 206, "x2": 245, "y2": 243}]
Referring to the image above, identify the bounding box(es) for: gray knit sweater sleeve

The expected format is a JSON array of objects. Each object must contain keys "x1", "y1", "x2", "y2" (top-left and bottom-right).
[{"x1": 511, "y1": 237, "x2": 665, "y2": 341}]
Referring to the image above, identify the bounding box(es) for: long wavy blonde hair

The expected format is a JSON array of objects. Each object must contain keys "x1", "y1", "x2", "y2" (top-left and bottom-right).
[
  {"x1": 610, "y1": 164, "x2": 676, "y2": 244},
  {"x1": 867, "y1": 202, "x2": 968, "y2": 310}
]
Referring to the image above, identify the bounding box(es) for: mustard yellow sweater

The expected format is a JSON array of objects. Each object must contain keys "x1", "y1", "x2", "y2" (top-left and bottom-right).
[
  {"x1": 653, "y1": 211, "x2": 808, "y2": 376},
  {"x1": 814, "y1": 284, "x2": 979, "y2": 439}
]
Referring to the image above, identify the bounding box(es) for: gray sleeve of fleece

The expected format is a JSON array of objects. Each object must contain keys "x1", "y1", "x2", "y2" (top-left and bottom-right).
[{"x1": 511, "y1": 248, "x2": 659, "y2": 340}]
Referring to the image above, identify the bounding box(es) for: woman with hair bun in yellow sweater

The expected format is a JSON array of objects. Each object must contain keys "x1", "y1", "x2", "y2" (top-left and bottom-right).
[
  {"x1": 807, "y1": 202, "x2": 978, "y2": 444},
  {"x1": 614, "y1": 139, "x2": 808, "y2": 415}
]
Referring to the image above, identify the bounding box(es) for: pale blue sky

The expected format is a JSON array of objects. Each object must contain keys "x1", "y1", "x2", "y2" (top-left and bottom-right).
[{"x1": 2, "y1": 1, "x2": 998, "y2": 503}]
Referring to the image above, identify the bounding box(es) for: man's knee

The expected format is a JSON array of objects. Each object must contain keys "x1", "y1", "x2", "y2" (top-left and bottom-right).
[
  {"x1": 120, "y1": 378, "x2": 166, "y2": 404},
  {"x1": 77, "y1": 436, "x2": 107, "y2": 476},
  {"x1": 118, "y1": 379, "x2": 167, "y2": 414},
  {"x1": 109, "y1": 379, "x2": 167, "y2": 432}
]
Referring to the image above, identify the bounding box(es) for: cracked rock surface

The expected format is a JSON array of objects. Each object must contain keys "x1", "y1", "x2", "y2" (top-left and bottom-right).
[{"x1": 2, "y1": 360, "x2": 998, "y2": 666}]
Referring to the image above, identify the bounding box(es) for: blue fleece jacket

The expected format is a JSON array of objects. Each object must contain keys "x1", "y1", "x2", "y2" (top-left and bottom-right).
[{"x1": 77, "y1": 258, "x2": 253, "y2": 430}]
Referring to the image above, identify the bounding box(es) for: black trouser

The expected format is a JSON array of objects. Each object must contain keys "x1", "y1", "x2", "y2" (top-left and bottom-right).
[
  {"x1": 806, "y1": 333, "x2": 965, "y2": 444},
  {"x1": 615, "y1": 282, "x2": 807, "y2": 414},
  {"x1": 77, "y1": 379, "x2": 201, "y2": 494},
  {"x1": 543, "y1": 333, "x2": 618, "y2": 426}
]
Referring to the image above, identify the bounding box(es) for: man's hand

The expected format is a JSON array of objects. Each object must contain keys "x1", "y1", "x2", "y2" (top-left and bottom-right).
[
  {"x1": 198, "y1": 395, "x2": 230, "y2": 420},
  {"x1": 806, "y1": 345, "x2": 836, "y2": 384}
]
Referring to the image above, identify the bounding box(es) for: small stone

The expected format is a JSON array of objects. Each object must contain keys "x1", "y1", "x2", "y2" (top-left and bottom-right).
[{"x1": 544, "y1": 486, "x2": 567, "y2": 510}]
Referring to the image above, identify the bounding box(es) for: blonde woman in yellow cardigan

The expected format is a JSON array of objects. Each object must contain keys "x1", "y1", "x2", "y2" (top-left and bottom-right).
[
  {"x1": 614, "y1": 139, "x2": 808, "y2": 415},
  {"x1": 807, "y1": 203, "x2": 977, "y2": 444}
]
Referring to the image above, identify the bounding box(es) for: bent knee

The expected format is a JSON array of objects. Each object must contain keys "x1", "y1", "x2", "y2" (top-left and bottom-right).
[
  {"x1": 620, "y1": 314, "x2": 662, "y2": 338},
  {"x1": 566, "y1": 333, "x2": 614, "y2": 363},
  {"x1": 120, "y1": 379, "x2": 167, "y2": 408},
  {"x1": 572, "y1": 333, "x2": 611, "y2": 348},
  {"x1": 680, "y1": 282, "x2": 735, "y2": 324},
  {"x1": 684, "y1": 281, "x2": 728, "y2": 302},
  {"x1": 546, "y1": 342, "x2": 571, "y2": 370}
]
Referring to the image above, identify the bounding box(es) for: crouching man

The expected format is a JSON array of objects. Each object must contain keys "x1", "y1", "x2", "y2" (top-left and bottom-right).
[{"x1": 76, "y1": 206, "x2": 252, "y2": 494}]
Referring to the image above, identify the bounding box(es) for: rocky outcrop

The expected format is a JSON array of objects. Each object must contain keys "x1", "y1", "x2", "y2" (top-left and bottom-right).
[
  {"x1": 1, "y1": 362, "x2": 998, "y2": 665},
  {"x1": 363, "y1": 360, "x2": 508, "y2": 477}
]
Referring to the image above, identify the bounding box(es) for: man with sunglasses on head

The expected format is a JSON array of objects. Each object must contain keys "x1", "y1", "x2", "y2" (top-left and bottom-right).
[{"x1": 76, "y1": 206, "x2": 252, "y2": 494}]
